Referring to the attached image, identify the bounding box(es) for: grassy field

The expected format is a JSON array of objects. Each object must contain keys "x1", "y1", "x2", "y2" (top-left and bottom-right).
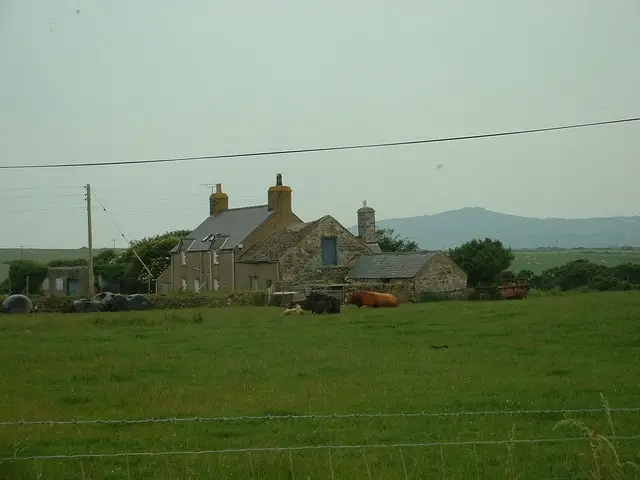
[
  {"x1": 1, "y1": 293, "x2": 639, "y2": 479},
  {"x1": 511, "y1": 248, "x2": 640, "y2": 274}
]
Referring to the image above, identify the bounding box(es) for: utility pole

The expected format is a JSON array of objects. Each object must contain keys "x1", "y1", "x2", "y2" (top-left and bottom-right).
[{"x1": 86, "y1": 184, "x2": 95, "y2": 297}]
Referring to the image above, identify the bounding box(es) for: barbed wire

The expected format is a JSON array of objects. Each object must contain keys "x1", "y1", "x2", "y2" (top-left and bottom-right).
[
  {"x1": 2, "y1": 406, "x2": 639, "y2": 427},
  {"x1": 3, "y1": 435, "x2": 639, "y2": 462}
]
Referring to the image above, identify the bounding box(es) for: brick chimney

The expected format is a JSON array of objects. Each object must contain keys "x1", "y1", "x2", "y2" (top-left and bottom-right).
[
  {"x1": 209, "y1": 183, "x2": 228, "y2": 215},
  {"x1": 267, "y1": 173, "x2": 292, "y2": 214},
  {"x1": 357, "y1": 200, "x2": 376, "y2": 243}
]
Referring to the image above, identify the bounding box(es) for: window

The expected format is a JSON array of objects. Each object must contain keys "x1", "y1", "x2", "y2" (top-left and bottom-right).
[
  {"x1": 180, "y1": 252, "x2": 187, "y2": 265},
  {"x1": 250, "y1": 275, "x2": 259, "y2": 290},
  {"x1": 321, "y1": 236, "x2": 338, "y2": 265},
  {"x1": 181, "y1": 277, "x2": 187, "y2": 290},
  {"x1": 194, "y1": 278, "x2": 201, "y2": 292},
  {"x1": 55, "y1": 278, "x2": 64, "y2": 291}
]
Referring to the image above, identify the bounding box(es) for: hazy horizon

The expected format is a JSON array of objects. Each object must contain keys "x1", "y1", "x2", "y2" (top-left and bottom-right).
[{"x1": 2, "y1": 1, "x2": 639, "y2": 249}]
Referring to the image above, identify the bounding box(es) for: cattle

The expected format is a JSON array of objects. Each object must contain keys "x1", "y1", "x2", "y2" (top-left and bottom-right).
[
  {"x1": 300, "y1": 292, "x2": 341, "y2": 314},
  {"x1": 345, "y1": 290, "x2": 399, "y2": 308}
]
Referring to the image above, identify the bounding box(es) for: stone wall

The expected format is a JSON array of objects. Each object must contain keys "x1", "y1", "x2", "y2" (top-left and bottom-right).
[
  {"x1": 278, "y1": 216, "x2": 372, "y2": 286},
  {"x1": 413, "y1": 253, "x2": 468, "y2": 298}
]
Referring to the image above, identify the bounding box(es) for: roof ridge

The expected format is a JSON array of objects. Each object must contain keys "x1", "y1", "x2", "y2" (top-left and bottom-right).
[{"x1": 224, "y1": 204, "x2": 268, "y2": 212}]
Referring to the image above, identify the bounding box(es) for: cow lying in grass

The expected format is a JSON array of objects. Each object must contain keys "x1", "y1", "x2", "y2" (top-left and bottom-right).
[
  {"x1": 300, "y1": 292, "x2": 341, "y2": 314},
  {"x1": 282, "y1": 304, "x2": 305, "y2": 316},
  {"x1": 345, "y1": 290, "x2": 399, "y2": 308}
]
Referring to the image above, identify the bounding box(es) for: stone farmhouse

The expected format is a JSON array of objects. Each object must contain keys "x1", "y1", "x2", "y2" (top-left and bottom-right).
[{"x1": 156, "y1": 173, "x2": 467, "y2": 295}]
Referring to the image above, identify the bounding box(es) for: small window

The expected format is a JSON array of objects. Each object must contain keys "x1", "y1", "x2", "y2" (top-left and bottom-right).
[
  {"x1": 321, "y1": 237, "x2": 338, "y2": 265},
  {"x1": 55, "y1": 277, "x2": 64, "y2": 291},
  {"x1": 194, "y1": 278, "x2": 201, "y2": 292},
  {"x1": 250, "y1": 275, "x2": 259, "y2": 290},
  {"x1": 180, "y1": 252, "x2": 187, "y2": 265}
]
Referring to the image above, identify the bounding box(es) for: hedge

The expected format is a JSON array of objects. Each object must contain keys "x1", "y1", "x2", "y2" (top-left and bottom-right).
[{"x1": 26, "y1": 291, "x2": 269, "y2": 313}]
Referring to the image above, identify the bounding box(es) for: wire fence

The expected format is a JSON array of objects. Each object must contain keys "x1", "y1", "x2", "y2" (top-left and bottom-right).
[
  {"x1": 3, "y1": 436, "x2": 640, "y2": 462},
  {"x1": 2, "y1": 406, "x2": 640, "y2": 427},
  {"x1": 2, "y1": 406, "x2": 640, "y2": 479}
]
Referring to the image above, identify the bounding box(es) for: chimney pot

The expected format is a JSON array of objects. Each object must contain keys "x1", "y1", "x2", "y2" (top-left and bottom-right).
[
  {"x1": 215, "y1": 183, "x2": 222, "y2": 194},
  {"x1": 276, "y1": 173, "x2": 283, "y2": 187}
]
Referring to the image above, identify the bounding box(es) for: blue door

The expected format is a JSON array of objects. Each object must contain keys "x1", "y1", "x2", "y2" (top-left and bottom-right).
[
  {"x1": 66, "y1": 278, "x2": 81, "y2": 296},
  {"x1": 321, "y1": 237, "x2": 338, "y2": 265}
]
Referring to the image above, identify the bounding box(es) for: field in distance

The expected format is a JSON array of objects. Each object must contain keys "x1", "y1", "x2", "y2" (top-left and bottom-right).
[
  {"x1": 1, "y1": 292, "x2": 639, "y2": 479},
  {"x1": 0, "y1": 248, "x2": 121, "y2": 282},
  {"x1": 1, "y1": 247, "x2": 639, "y2": 282},
  {"x1": 511, "y1": 248, "x2": 640, "y2": 274}
]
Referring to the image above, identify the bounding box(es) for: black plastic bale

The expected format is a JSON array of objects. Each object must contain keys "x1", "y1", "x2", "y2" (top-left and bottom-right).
[
  {"x1": 126, "y1": 294, "x2": 153, "y2": 311},
  {"x1": 2, "y1": 294, "x2": 34, "y2": 313}
]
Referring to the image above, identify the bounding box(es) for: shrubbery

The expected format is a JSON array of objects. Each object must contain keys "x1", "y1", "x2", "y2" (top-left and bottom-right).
[{"x1": 503, "y1": 259, "x2": 640, "y2": 293}]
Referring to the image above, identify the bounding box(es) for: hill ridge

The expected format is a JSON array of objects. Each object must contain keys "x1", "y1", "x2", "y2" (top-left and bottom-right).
[{"x1": 349, "y1": 207, "x2": 640, "y2": 249}]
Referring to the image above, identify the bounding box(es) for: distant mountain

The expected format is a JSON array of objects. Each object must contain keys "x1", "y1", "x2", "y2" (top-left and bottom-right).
[{"x1": 349, "y1": 207, "x2": 640, "y2": 250}]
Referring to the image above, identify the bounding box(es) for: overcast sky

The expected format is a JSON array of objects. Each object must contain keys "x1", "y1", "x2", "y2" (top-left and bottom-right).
[{"x1": 1, "y1": 1, "x2": 639, "y2": 248}]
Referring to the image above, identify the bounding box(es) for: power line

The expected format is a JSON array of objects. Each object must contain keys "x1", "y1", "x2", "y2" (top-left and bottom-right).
[{"x1": 1, "y1": 116, "x2": 638, "y2": 170}]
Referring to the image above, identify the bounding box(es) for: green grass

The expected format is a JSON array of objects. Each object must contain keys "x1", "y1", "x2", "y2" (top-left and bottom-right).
[
  {"x1": 512, "y1": 248, "x2": 640, "y2": 274},
  {"x1": 1, "y1": 293, "x2": 639, "y2": 479},
  {"x1": 0, "y1": 248, "x2": 121, "y2": 283}
]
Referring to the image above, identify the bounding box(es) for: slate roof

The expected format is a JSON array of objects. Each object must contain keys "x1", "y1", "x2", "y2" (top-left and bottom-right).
[
  {"x1": 365, "y1": 242, "x2": 383, "y2": 254},
  {"x1": 239, "y1": 218, "x2": 322, "y2": 263},
  {"x1": 345, "y1": 251, "x2": 437, "y2": 279},
  {"x1": 173, "y1": 205, "x2": 273, "y2": 253}
]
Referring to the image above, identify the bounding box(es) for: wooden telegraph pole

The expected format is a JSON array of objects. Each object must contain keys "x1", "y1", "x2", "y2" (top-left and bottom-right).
[{"x1": 86, "y1": 184, "x2": 95, "y2": 296}]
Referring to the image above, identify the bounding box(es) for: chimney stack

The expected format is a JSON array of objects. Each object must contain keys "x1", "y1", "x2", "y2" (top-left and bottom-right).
[
  {"x1": 267, "y1": 173, "x2": 292, "y2": 214},
  {"x1": 357, "y1": 200, "x2": 376, "y2": 243},
  {"x1": 209, "y1": 183, "x2": 229, "y2": 215}
]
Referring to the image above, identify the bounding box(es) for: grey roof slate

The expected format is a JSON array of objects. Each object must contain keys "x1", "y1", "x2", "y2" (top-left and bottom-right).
[
  {"x1": 238, "y1": 219, "x2": 321, "y2": 263},
  {"x1": 345, "y1": 251, "x2": 437, "y2": 279},
  {"x1": 177, "y1": 205, "x2": 273, "y2": 253},
  {"x1": 365, "y1": 242, "x2": 383, "y2": 254}
]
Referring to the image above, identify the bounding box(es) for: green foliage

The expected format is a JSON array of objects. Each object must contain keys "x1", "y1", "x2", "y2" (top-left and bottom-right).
[
  {"x1": 448, "y1": 238, "x2": 515, "y2": 287},
  {"x1": 94, "y1": 263, "x2": 127, "y2": 282},
  {"x1": 48, "y1": 258, "x2": 88, "y2": 267},
  {"x1": 93, "y1": 249, "x2": 119, "y2": 266},
  {"x1": 7, "y1": 260, "x2": 48, "y2": 295},
  {"x1": 531, "y1": 259, "x2": 638, "y2": 292},
  {"x1": 375, "y1": 228, "x2": 419, "y2": 253},
  {"x1": 117, "y1": 230, "x2": 190, "y2": 293}
]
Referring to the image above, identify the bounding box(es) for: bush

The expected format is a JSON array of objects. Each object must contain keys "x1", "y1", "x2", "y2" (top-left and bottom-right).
[
  {"x1": 468, "y1": 286, "x2": 503, "y2": 301},
  {"x1": 31, "y1": 291, "x2": 264, "y2": 313}
]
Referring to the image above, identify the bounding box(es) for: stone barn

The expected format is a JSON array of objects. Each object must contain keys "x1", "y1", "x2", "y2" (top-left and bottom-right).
[{"x1": 345, "y1": 251, "x2": 468, "y2": 300}]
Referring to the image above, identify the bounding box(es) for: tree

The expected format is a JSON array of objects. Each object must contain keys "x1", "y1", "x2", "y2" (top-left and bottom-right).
[
  {"x1": 49, "y1": 258, "x2": 88, "y2": 267},
  {"x1": 118, "y1": 230, "x2": 190, "y2": 292},
  {"x1": 448, "y1": 238, "x2": 515, "y2": 287},
  {"x1": 7, "y1": 260, "x2": 49, "y2": 295},
  {"x1": 94, "y1": 249, "x2": 120, "y2": 266},
  {"x1": 375, "y1": 228, "x2": 419, "y2": 253}
]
